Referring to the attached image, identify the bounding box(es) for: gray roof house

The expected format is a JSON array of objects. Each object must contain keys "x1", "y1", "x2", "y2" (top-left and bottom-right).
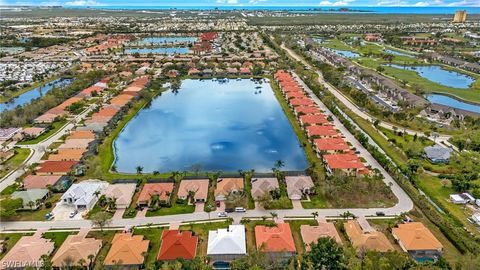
[
  {"x1": 12, "y1": 189, "x2": 49, "y2": 209},
  {"x1": 424, "y1": 145, "x2": 454, "y2": 163}
]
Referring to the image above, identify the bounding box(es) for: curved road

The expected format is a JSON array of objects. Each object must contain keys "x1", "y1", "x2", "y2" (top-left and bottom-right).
[{"x1": 280, "y1": 44, "x2": 455, "y2": 150}]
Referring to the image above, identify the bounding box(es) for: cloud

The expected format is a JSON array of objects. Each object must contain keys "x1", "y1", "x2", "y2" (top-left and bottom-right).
[
  {"x1": 446, "y1": 0, "x2": 480, "y2": 6},
  {"x1": 319, "y1": 0, "x2": 355, "y2": 6},
  {"x1": 216, "y1": 0, "x2": 239, "y2": 4},
  {"x1": 64, "y1": 0, "x2": 105, "y2": 6},
  {"x1": 248, "y1": 0, "x2": 267, "y2": 4}
]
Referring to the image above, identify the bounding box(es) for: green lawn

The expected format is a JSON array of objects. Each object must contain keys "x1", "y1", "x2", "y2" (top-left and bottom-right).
[
  {"x1": 146, "y1": 203, "x2": 195, "y2": 217},
  {"x1": 42, "y1": 231, "x2": 76, "y2": 252},
  {"x1": 133, "y1": 227, "x2": 164, "y2": 267},
  {"x1": 0, "y1": 148, "x2": 31, "y2": 179},
  {"x1": 179, "y1": 221, "x2": 232, "y2": 256},
  {"x1": 87, "y1": 230, "x2": 117, "y2": 270},
  {"x1": 17, "y1": 120, "x2": 67, "y2": 145},
  {"x1": 301, "y1": 193, "x2": 328, "y2": 209},
  {"x1": 0, "y1": 183, "x2": 19, "y2": 196}
]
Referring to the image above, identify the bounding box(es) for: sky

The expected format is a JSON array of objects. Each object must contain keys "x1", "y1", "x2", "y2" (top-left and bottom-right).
[{"x1": 1, "y1": 0, "x2": 479, "y2": 7}]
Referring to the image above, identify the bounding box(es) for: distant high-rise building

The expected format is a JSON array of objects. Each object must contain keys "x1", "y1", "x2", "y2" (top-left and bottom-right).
[{"x1": 453, "y1": 10, "x2": 467, "y2": 23}]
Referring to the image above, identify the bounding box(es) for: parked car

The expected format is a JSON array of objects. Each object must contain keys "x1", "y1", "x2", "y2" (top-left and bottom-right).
[
  {"x1": 45, "y1": 212, "x2": 54, "y2": 220},
  {"x1": 375, "y1": 211, "x2": 385, "y2": 216},
  {"x1": 69, "y1": 210, "x2": 78, "y2": 218},
  {"x1": 217, "y1": 212, "x2": 227, "y2": 218},
  {"x1": 235, "y1": 207, "x2": 246, "y2": 213},
  {"x1": 225, "y1": 208, "x2": 234, "y2": 213}
]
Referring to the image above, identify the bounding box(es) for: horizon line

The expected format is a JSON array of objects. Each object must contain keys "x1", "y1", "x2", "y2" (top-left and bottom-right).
[{"x1": 0, "y1": 4, "x2": 477, "y2": 8}]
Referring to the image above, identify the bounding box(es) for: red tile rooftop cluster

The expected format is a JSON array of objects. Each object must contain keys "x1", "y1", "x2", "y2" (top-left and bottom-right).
[{"x1": 275, "y1": 70, "x2": 369, "y2": 175}]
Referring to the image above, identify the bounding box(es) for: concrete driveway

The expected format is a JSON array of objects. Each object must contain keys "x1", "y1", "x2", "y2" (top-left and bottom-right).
[
  {"x1": 52, "y1": 204, "x2": 86, "y2": 221},
  {"x1": 195, "y1": 202, "x2": 205, "y2": 213},
  {"x1": 292, "y1": 200, "x2": 303, "y2": 210}
]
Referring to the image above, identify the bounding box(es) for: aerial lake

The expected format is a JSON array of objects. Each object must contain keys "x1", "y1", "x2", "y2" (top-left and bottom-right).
[
  {"x1": 330, "y1": 49, "x2": 360, "y2": 58},
  {"x1": 0, "y1": 78, "x2": 73, "y2": 113},
  {"x1": 426, "y1": 94, "x2": 480, "y2": 113},
  {"x1": 113, "y1": 79, "x2": 308, "y2": 173},
  {"x1": 387, "y1": 64, "x2": 475, "y2": 89},
  {"x1": 125, "y1": 47, "x2": 190, "y2": 54}
]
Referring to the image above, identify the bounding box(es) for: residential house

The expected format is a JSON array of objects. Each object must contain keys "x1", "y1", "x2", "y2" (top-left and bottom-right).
[
  {"x1": 300, "y1": 223, "x2": 342, "y2": 251},
  {"x1": 36, "y1": 161, "x2": 77, "y2": 176},
  {"x1": 157, "y1": 230, "x2": 198, "y2": 261},
  {"x1": 104, "y1": 233, "x2": 149, "y2": 268},
  {"x1": 22, "y1": 175, "x2": 70, "y2": 190},
  {"x1": 250, "y1": 177, "x2": 279, "y2": 200},
  {"x1": 207, "y1": 225, "x2": 247, "y2": 266},
  {"x1": 392, "y1": 222, "x2": 443, "y2": 261},
  {"x1": 306, "y1": 125, "x2": 339, "y2": 138},
  {"x1": 285, "y1": 176, "x2": 314, "y2": 200},
  {"x1": 137, "y1": 182, "x2": 174, "y2": 207},
  {"x1": 344, "y1": 219, "x2": 394, "y2": 252},
  {"x1": 214, "y1": 178, "x2": 244, "y2": 201},
  {"x1": 177, "y1": 179, "x2": 210, "y2": 203},
  {"x1": 103, "y1": 183, "x2": 136, "y2": 209},
  {"x1": 255, "y1": 223, "x2": 296, "y2": 259},
  {"x1": 11, "y1": 189, "x2": 49, "y2": 209},
  {"x1": 61, "y1": 180, "x2": 109, "y2": 210},
  {"x1": 424, "y1": 145, "x2": 453, "y2": 163},
  {"x1": 323, "y1": 153, "x2": 369, "y2": 175},
  {"x1": 51, "y1": 231, "x2": 102, "y2": 268},
  {"x1": 314, "y1": 138, "x2": 350, "y2": 154},
  {"x1": 0, "y1": 233, "x2": 54, "y2": 270}
]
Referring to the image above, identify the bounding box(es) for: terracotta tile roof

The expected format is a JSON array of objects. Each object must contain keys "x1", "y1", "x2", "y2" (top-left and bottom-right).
[
  {"x1": 48, "y1": 148, "x2": 86, "y2": 161},
  {"x1": 306, "y1": 125, "x2": 339, "y2": 137},
  {"x1": 290, "y1": 98, "x2": 314, "y2": 107},
  {"x1": 93, "y1": 107, "x2": 119, "y2": 118},
  {"x1": 81, "y1": 85, "x2": 105, "y2": 96},
  {"x1": 300, "y1": 114, "x2": 329, "y2": 125},
  {"x1": 21, "y1": 127, "x2": 45, "y2": 137},
  {"x1": 314, "y1": 138, "x2": 350, "y2": 152},
  {"x1": 137, "y1": 183, "x2": 174, "y2": 204},
  {"x1": 157, "y1": 230, "x2": 198, "y2": 260},
  {"x1": 0, "y1": 235, "x2": 54, "y2": 269},
  {"x1": 177, "y1": 179, "x2": 209, "y2": 201},
  {"x1": 294, "y1": 106, "x2": 322, "y2": 115},
  {"x1": 344, "y1": 220, "x2": 393, "y2": 252},
  {"x1": 285, "y1": 91, "x2": 306, "y2": 99},
  {"x1": 255, "y1": 223, "x2": 296, "y2": 253},
  {"x1": 23, "y1": 175, "x2": 63, "y2": 189},
  {"x1": 323, "y1": 153, "x2": 365, "y2": 170},
  {"x1": 300, "y1": 224, "x2": 342, "y2": 251},
  {"x1": 37, "y1": 161, "x2": 77, "y2": 173},
  {"x1": 104, "y1": 233, "x2": 149, "y2": 266},
  {"x1": 214, "y1": 178, "x2": 244, "y2": 197},
  {"x1": 392, "y1": 222, "x2": 443, "y2": 251},
  {"x1": 57, "y1": 97, "x2": 83, "y2": 110},
  {"x1": 68, "y1": 130, "x2": 96, "y2": 140},
  {"x1": 51, "y1": 233, "x2": 102, "y2": 267},
  {"x1": 58, "y1": 138, "x2": 93, "y2": 150}
]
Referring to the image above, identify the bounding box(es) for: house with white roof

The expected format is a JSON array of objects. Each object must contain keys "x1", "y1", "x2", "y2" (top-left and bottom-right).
[
  {"x1": 207, "y1": 225, "x2": 246, "y2": 267},
  {"x1": 61, "y1": 179, "x2": 108, "y2": 210}
]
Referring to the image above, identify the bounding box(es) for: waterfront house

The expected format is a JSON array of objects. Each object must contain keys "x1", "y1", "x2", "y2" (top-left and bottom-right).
[
  {"x1": 103, "y1": 183, "x2": 137, "y2": 209},
  {"x1": 36, "y1": 161, "x2": 78, "y2": 176},
  {"x1": 250, "y1": 177, "x2": 279, "y2": 200},
  {"x1": 323, "y1": 153, "x2": 369, "y2": 175},
  {"x1": 306, "y1": 125, "x2": 339, "y2": 138},
  {"x1": 313, "y1": 138, "x2": 350, "y2": 154},
  {"x1": 285, "y1": 176, "x2": 314, "y2": 200},
  {"x1": 137, "y1": 182, "x2": 174, "y2": 207},
  {"x1": 214, "y1": 178, "x2": 244, "y2": 201},
  {"x1": 177, "y1": 179, "x2": 210, "y2": 203}
]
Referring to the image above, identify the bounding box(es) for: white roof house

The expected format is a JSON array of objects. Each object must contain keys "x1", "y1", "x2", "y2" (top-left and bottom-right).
[
  {"x1": 471, "y1": 213, "x2": 480, "y2": 225},
  {"x1": 207, "y1": 225, "x2": 247, "y2": 256},
  {"x1": 450, "y1": 194, "x2": 467, "y2": 204},
  {"x1": 61, "y1": 180, "x2": 108, "y2": 210}
]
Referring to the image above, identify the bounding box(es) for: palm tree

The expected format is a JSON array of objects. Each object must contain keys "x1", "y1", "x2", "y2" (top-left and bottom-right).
[
  {"x1": 78, "y1": 258, "x2": 86, "y2": 268},
  {"x1": 27, "y1": 200, "x2": 35, "y2": 210},
  {"x1": 270, "y1": 212, "x2": 278, "y2": 221},
  {"x1": 274, "y1": 160, "x2": 285, "y2": 170},
  {"x1": 87, "y1": 254, "x2": 95, "y2": 269},
  {"x1": 136, "y1": 166, "x2": 144, "y2": 175},
  {"x1": 312, "y1": 211, "x2": 319, "y2": 220},
  {"x1": 93, "y1": 190, "x2": 101, "y2": 199}
]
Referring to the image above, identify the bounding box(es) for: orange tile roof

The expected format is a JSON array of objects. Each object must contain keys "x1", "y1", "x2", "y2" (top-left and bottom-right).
[
  {"x1": 392, "y1": 222, "x2": 443, "y2": 251},
  {"x1": 22, "y1": 175, "x2": 63, "y2": 189},
  {"x1": 68, "y1": 130, "x2": 96, "y2": 140},
  {"x1": 300, "y1": 114, "x2": 329, "y2": 125},
  {"x1": 48, "y1": 149, "x2": 86, "y2": 161},
  {"x1": 285, "y1": 91, "x2": 306, "y2": 99},
  {"x1": 137, "y1": 183, "x2": 174, "y2": 204},
  {"x1": 294, "y1": 106, "x2": 322, "y2": 115},
  {"x1": 314, "y1": 138, "x2": 350, "y2": 151},
  {"x1": 93, "y1": 107, "x2": 119, "y2": 118},
  {"x1": 255, "y1": 223, "x2": 296, "y2": 253},
  {"x1": 104, "y1": 233, "x2": 149, "y2": 266},
  {"x1": 37, "y1": 161, "x2": 77, "y2": 173},
  {"x1": 215, "y1": 178, "x2": 244, "y2": 197},
  {"x1": 57, "y1": 97, "x2": 83, "y2": 110},
  {"x1": 306, "y1": 125, "x2": 338, "y2": 137},
  {"x1": 323, "y1": 153, "x2": 365, "y2": 170},
  {"x1": 290, "y1": 98, "x2": 314, "y2": 107},
  {"x1": 300, "y1": 224, "x2": 342, "y2": 251},
  {"x1": 157, "y1": 230, "x2": 198, "y2": 260},
  {"x1": 81, "y1": 85, "x2": 105, "y2": 96},
  {"x1": 344, "y1": 220, "x2": 393, "y2": 252}
]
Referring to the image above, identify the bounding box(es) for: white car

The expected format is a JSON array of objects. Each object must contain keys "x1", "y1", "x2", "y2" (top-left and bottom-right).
[
  {"x1": 217, "y1": 212, "x2": 227, "y2": 218},
  {"x1": 69, "y1": 210, "x2": 78, "y2": 218}
]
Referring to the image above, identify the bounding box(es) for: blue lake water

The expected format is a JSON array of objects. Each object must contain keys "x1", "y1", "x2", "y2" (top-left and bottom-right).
[
  {"x1": 125, "y1": 47, "x2": 190, "y2": 54},
  {"x1": 113, "y1": 79, "x2": 308, "y2": 173},
  {"x1": 330, "y1": 49, "x2": 360, "y2": 58},
  {"x1": 384, "y1": 49, "x2": 412, "y2": 57},
  {"x1": 426, "y1": 94, "x2": 480, "y2": 113},
  {"x1": 0, "y1": 78, "x2": 73, "y2": 113},
  {"x1": 134, "y1": 37, "x2": 197, "y2": 45},
  {"x1": 386, "y1": 64, "x2": 475, "y2": 89}
]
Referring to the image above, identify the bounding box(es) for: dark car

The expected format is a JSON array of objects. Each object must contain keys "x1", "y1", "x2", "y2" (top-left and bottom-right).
[
  {"x1": 376, "y1": 211, "x2": 386, "y2": 216},
  {"x1": 225, "y1": 208, "x2": 234, "y2": 213}
]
